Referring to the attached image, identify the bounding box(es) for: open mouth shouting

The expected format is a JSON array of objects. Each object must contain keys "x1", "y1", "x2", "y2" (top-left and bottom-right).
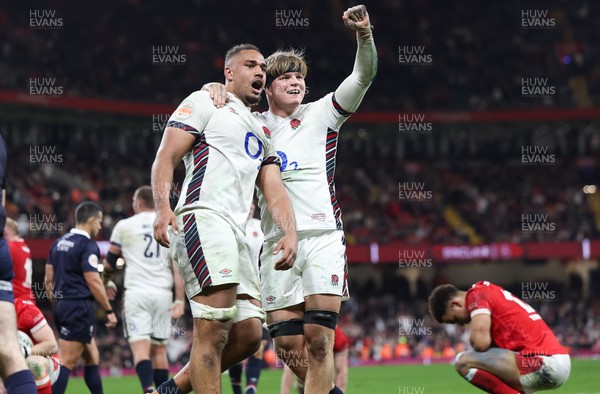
[{"x1": 251, "y1": 79, "x2": 264, "y2": 95}]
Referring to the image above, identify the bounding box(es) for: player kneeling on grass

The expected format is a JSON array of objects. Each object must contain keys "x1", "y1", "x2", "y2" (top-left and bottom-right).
[{"x1": 428, "y1": 281, "x2": 570, "y2": 394}]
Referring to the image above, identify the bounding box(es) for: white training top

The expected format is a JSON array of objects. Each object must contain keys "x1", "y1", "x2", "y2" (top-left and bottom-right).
[
  {"x1": 168, "y1": 90, "x2": 279, "y2": 230},
  {"x1": 110, "y1": 211, "x2": 173, "y2": 292}
]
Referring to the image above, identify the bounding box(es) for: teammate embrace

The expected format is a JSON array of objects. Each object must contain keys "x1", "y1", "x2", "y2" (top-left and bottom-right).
[
  {"x1": 153, "y1": 4, "x2": 376, "y2": 394},
  {"x1": 152, "y1": 43, "x2": 296, "y2": 393}
]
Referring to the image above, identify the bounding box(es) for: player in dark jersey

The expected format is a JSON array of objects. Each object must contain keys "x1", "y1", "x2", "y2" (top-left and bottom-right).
[
  {"x1": 44, "y1": 202, "x2": 117, "y2": 394},
  {"x1": 0, "y1": 132, "x2": 37, "y2": 393},
  {"x1": 429, "y1": 281, "x2": 570, "y2": 394}
]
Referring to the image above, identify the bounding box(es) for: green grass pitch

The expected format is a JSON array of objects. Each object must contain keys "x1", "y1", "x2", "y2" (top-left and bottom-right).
[{"x1": 65, "y1": 358, "x2": 599, "y2": 393}]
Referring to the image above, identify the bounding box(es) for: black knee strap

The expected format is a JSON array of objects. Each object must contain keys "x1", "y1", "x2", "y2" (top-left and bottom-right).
[
  {"x1": 303, "y1": 310, "x2": 338, "y2": 330},
  {"x1": 268, "y1": 319, "x2": 305, "y2": 338}
]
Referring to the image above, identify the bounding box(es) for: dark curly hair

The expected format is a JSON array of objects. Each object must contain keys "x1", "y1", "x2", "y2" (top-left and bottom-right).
[{"x1": 428, "y1": 284, "x2": 459, "y2": 323}]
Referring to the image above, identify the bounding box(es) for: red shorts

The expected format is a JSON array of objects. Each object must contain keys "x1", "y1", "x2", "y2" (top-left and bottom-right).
[{"x1": 333, "y1": 326, "x2": 349, "y2": 353}]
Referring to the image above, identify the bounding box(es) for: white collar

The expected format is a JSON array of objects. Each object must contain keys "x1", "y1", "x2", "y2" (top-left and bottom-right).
[{"x1": 70, "y1": 228, "x2": 91, "y2": 239}]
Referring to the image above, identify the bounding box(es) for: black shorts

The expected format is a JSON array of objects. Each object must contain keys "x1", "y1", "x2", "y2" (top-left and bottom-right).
[
  {"x1": 0, "y1": 238, "x2": 14, "y2": 303},
  {"x1": 56, "y1": 299, "x2": 95, "y2": 343}
]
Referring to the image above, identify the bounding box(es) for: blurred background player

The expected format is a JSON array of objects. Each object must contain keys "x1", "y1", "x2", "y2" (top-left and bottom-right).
[
  {"x1": 281, "y1": 325, "x2": 349, "y2": 394},
  {"x1": 152, "y1": 44, "x2": 297, "y2": 393},
  {"x1": 44, "y1": 201, "x2": 117, "y2": 394},
  {"x1": 332, "y1": 326, "x2": 349, "y2": 392},
  {"x1": 429, "y1": 281, "x2": 571, "y2": 394},
  {"x1": 103, "y1": 185, "x2": 185, "y2": 393},
  {"x1": 0, "y1": 131, "x2": 37, "y2": 393},
  {"x1": 204, "y1": 5, "x2": 376, "y2": 393},
  {"x1": 5, "y1": 218, "x2": 33, "y2": 301},
  {"x1": 228, "y1": 201, "x2": 269, "y2": 394}
]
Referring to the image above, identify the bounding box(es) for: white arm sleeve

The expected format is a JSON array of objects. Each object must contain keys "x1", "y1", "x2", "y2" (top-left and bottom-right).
[{"x1": 333, "y1": 32, "x2": 377, "y2": 114}]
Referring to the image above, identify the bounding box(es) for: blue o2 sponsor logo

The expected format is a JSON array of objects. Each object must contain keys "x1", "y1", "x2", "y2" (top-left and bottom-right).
[
  {"x1": 276, "y1": 151, "x2": 298, "y2": 171},
  {"x1": 244, "y1": 132, "x2": 264, "y2": 159},
  {"x1": 244, "y1": 132, "x2": 300, "y2": 171}
]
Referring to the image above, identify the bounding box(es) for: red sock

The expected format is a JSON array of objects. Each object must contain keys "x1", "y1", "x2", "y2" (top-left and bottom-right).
[
  {"x1": 466, "y1": 368, "x2": 520, "y2": 394},
  {"x1": 36, "y1": 379, "x2": 52, "y2": 394}
]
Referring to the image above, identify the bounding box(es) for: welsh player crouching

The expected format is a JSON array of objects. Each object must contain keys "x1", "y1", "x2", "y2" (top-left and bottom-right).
[{"x1": 429, "y1": 281, "x2": 570, "y2": 394}]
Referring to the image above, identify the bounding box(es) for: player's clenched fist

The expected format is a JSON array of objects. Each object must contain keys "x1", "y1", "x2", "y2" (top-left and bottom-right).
[{"x1": 342, "y1": 5, "x2": 371, "y2": 33}]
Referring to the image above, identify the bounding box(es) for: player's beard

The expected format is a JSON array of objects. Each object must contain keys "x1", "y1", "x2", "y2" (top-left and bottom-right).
[{"x1": 245, "y1": 93, "x2": 262, "y2": 107}]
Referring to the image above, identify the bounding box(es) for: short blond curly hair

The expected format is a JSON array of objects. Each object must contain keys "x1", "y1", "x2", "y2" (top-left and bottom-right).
[{"x1": 266, "y1": 48, "x2": 308, "y2": 86}]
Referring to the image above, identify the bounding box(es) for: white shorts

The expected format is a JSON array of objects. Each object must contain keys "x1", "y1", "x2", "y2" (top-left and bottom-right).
[
  {"x1": 170, "y1": 210, "x2": 260, "y2": 300},
  {"x1": 519, "y1": 354, "x2": 571, "y2": 393},
  {"x1": 123, "y1": 288, "x2": 172, "y2": 344},
  {"x1": 260, "y1": 230, "x2": 348, "y2": 311}
]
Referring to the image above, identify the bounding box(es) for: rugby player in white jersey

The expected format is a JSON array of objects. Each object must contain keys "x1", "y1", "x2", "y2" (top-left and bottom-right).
[
  {"x1": 203, "y1": 6, "x2": 376, "y2": 393},
  {"x1": 151, "y1": 44, "x2": 297, "y2": 393},
  {"x1": 103, "y1": 186, "x2": 185, "y2": 393}
]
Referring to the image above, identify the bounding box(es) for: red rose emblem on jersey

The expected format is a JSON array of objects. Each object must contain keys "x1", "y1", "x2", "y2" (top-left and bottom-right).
[
  {"x1": 290, "y1": 118, "x2": 301, "y2": 130},
  {"x1": 263, "y1": 126, "x2": 271, "y2": 139},
  {"x1": 331, "y1": 274, "x2": 339, "y2": 286}
]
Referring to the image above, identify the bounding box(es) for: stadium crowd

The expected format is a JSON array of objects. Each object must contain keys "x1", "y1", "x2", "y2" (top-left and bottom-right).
[
  {"x1": 6, "y1": 124, "x2": 599, "y2": 245},
  {"x1": 1, "y1": 1, "x2": 599, "y2": 111}
]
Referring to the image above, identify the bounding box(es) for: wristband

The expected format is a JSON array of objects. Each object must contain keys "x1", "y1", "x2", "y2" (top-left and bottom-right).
[
  {"x1": 174, "y1": 300, "x2": 184, "y2": 305},
  {"x1": 105, "y1": 309, "x2": 114, "y2": 314}
]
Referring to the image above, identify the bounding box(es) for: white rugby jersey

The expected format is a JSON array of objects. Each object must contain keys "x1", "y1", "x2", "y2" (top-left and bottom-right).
[
  {"x1": 110, "y1": 211, "x2": 173, "y2": 292},
  {"x1": 245, "y1": 217, "x2": 264, "y2": 264},
  {"x1": 255, "y1": 93, "x2": 351, "y2": 240},
  {"x1": 168, "y1": 91, "x2": 279, "y2": 230}
]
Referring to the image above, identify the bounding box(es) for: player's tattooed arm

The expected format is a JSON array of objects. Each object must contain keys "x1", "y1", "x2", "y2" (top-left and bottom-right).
[
  {"x1": 333, "y1": 5, "x2": 377, "y2": 116},
  {"x1": 342, "y1": 4, "x2": 372, "y2": 35},
  {"x1": 152, "y1": 127, "x2": 196, "y2": 247},
  {"x1": 201, "y1": 82, "x2": 229, "y2": 108},
  {"x1": 470, "y1": 314, "x2": 492, "y2": 352}
]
